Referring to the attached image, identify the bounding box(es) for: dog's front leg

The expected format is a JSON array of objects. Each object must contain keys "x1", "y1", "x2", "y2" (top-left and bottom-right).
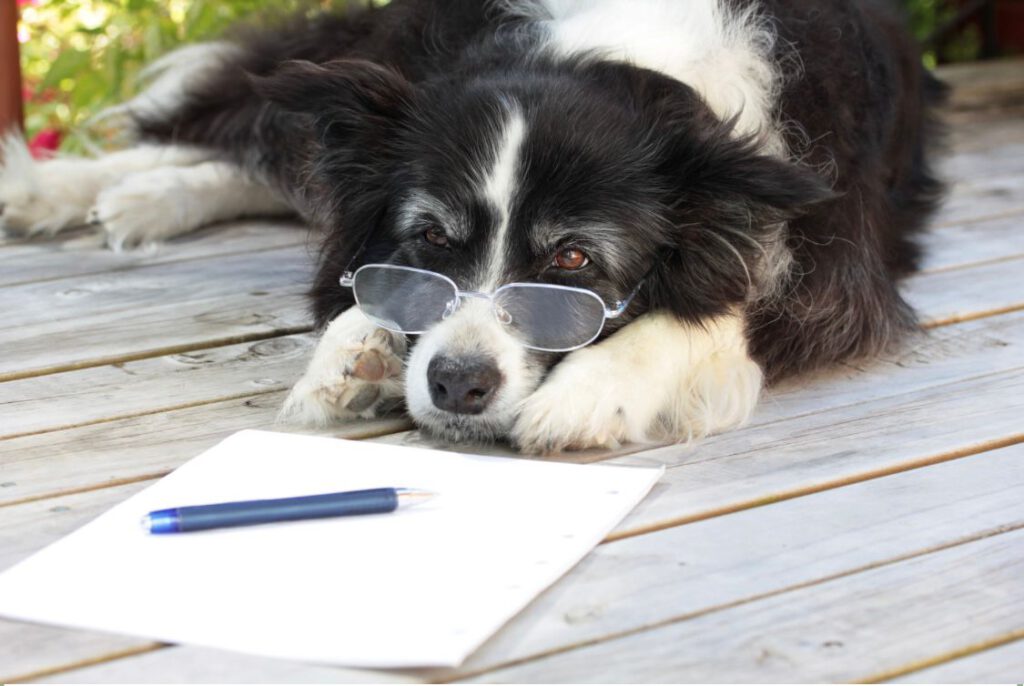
[
  {"x1": 511, "y1": 311, "x2": 763, "y2": 454},
  {"x1": 280, "y1": 307, "x2": 407, "y2": 425}
]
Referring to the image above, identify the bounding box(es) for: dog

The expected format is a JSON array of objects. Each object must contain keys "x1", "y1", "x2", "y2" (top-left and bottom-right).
[{"x1": 0, "y1": 0, "x2": 945, "y2": 453}]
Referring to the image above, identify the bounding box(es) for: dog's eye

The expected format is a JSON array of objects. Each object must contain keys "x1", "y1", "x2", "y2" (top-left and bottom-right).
[
  {"x1": 553, "y1": 247, "x2": 589, "y2": 270},
  {"x1": 423, "y1": 226, "x2": 449, "y2": 247}
]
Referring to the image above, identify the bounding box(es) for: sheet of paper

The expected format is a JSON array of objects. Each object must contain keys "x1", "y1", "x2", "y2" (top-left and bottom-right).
[{"x1": 0, "y1": 430, "x2": 661, "y2": 668}]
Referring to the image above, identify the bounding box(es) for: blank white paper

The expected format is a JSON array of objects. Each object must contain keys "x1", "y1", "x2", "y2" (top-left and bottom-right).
[{"x1": 0, "y1": 430, "x2": 662, "y2": 668}]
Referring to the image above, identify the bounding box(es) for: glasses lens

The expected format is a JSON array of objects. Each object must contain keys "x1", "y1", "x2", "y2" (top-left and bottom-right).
[
  {"x1": 352, "y1": 266, "x2": 457, "y2": 333},
  {"x1": 494, "y1": 284, "x2": 607, "y2": 351}
]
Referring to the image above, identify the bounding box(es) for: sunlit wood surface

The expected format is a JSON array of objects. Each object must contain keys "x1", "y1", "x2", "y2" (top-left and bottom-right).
[{"x1": 2, "y1": 60, "x2": 1023, "y2": 683}]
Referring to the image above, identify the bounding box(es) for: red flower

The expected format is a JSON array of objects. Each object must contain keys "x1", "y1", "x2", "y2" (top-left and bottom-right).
[{"x1": 28, "y1": 129, "x2": 61, "y2": 159}]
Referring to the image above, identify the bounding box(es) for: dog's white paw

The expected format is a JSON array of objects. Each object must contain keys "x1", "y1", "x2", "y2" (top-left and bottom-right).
[
  {"x1": 511, "y1": 312, "x2": 763, "y2": 454},
  {"x1": 511, "y1": 347, "x2": 634, "y2": 454},
  {"x1": 89, "y1": 168, "x2": 192, "y2": 250},
  {"x1": 0, "y1": 136, "x2": 93, "y2": 236},
  {"x1": 280, "y1": 310, "x2": 408, "y2": 425}
]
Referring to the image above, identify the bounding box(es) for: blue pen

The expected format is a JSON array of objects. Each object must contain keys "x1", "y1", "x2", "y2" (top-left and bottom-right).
[{"x1": 141, "y1": 487, "x2": 436, "y2": 534}]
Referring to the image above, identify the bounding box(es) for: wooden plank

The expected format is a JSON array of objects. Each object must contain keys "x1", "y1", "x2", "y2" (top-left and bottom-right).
[
  {"x1": 5, "y1": 442, "x2": 1022, "y2": 682},
  {"x1": 613, "y1": 369, "x2": 1024, "y2": 536},
  {"x1": 892, "y1": 637, "x2": 1024, "y2": 683},
  {"x1": 439, "y1": 445, "x2": 1024, "y2": 680},
  {"x1": 904, "y1": 254, "x2": 1024, "y2": 326},
  {"x1": 754, "y1": 309, "x2": 1024, "y2": 426},
  {"x1": 30, "y1": 646, "x2": 421, "y2": 684},
  {"x1": 0, "y1": 221, "x2": 308, "y2": 288},
  {"x1": 941, "y1": 139, "x2": 1024, "y2": 180},
  {"x1": 936, "y1": 59, "x2": 1024, "y2": 111},
  {"x1": 6, "y1": 302, "x2": 1024, "y2": 508},
  {"x1": 469, "y1": 527, "x2": 1024, "y2": 682},
  {"x1": 0, "y1": 246, "x2": 308, "y2": 329},
  {"x1": 0, "y1": 333, "x2": 316, "y2": 439},
  {"x1": 919, "y1": 211, "x2": 1024, "y2": 273},
  {"x1": 0, "y1": 245, "x2": 314, "y2": 380},
  {"x1": 937, "y1": 171, "x2": 1024, "y2": 227},
  {"x1": 946, "y1": 108, "x2": 1024, "y2": 154},
  {"x1": 0, "y1": 391, "x2": 413, "y2": 507}
]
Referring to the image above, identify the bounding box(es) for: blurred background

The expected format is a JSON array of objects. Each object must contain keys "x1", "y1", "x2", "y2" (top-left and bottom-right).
[{"x1": 10, "y1": 0, "x2": 1024, "y2": 155}]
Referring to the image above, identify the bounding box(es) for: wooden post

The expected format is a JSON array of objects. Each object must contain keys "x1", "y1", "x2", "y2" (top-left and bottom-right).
[{"x1": 1, "y1": 0, "x2": 24, "y2": 134}]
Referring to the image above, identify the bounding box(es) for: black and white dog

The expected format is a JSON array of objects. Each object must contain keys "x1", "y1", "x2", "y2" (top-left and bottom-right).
[{"x1": 0, "y1": 0, "x2": 945, "y2": 452}]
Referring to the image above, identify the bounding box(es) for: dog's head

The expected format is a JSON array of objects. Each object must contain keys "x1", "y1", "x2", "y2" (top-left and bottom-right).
[{"x1": 256, "y1": 57, "x2": 831, "y2": 442}]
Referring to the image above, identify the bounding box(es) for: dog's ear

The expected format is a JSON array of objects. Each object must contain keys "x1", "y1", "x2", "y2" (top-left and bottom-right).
[
  {"x1": 660, "y1": 123, "x2": 837, "y2": 229},
  {"x1": 250, "y1": 58, "x2": 414, "y2": 136},
  {"x1": 588, "y1": 61, "x2": 835, "y2": 226}
]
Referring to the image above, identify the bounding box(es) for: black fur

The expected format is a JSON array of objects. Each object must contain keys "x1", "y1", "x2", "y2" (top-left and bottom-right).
[{"x1": 135, "y1": 0, "x2": 945, "y2": 384}]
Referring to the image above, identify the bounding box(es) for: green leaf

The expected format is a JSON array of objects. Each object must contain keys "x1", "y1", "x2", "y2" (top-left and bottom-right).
[{"x1": 39, "y1": 49, "x2": 92, "y2": 91}]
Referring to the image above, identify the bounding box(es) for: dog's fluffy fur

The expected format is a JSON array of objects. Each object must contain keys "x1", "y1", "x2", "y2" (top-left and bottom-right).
[{"x1": 0, "y1": 0, "x2": 945, "y2": 452}]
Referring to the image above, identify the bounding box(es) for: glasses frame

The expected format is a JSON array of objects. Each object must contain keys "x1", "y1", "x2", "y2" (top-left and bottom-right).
[{"x1": 339, "y1": 264, "x2": 639, "y2": 352}]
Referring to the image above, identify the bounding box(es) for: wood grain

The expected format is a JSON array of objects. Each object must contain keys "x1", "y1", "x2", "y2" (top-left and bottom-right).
[
  {"x1": 0, "y1": 333, "x2": 316, "y2": 439},
  {"x1": 0, "y1": 221, "x2": 308, "y2": 287},
  {"x1": 919, "y1": 211, "x2": 1024, "y2": 274},
  {"x1": 471, "y1": 527, "x2": 1024, "y2": 683},
  {"x1": 31, "y1": 646, "x2": 422, "y2": 684},
  {"x1": 612, "y1": 370, "x2": 1024, "y2": 536},
  {"x1": 0, "y1": 245, "x2": 314, "y2": 380},
  {"x1": 0, "y1": 392, "x2": 412, "y2": 507},
  {"x1": 891, "y1": 636, "x2": 1024, "y2": 683}
]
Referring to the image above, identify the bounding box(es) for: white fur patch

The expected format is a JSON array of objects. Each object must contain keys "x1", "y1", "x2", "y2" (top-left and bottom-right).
[
  {"x1": 511, "y1": 310, "x2": 763, "y2": 453},
  {"x1": 516, "y1": 0, "x2": 784, "y2": 154},
  {"x1": 90, "y1": 161, "x2": 290, "y2": 250},
  {"x1": 0, "y1": 134, "x2": 207, "y2": 237},
  {"x1": 477, "y1": 107, "x2": 528, "y2": 290}
]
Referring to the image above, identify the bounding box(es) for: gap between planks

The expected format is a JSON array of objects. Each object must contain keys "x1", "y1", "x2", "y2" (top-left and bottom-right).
[
  {"x1": 446, "y1": 523, "x2": 1024, "y2": 684},
  {"x1": 14, "y1": 441, "x2": 1024, "y2": 683},
  {"x1": 861, "y1": 627, "x2": 1024, "y2": 683},
  {"x1": 0, "y1": 325, "x2": 313, "y2": 384}
]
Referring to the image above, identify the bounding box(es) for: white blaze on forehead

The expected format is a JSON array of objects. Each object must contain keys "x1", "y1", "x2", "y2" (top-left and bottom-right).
[{"x1": 477, "y1": 107, "x2": 528, "y2": 290}]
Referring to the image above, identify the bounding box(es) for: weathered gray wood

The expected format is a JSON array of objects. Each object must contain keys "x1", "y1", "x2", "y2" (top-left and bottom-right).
[
  {"x1": 5, "y1": 303, "x2": 1024, "y2": 512},
  {"x1": 3, "y1": 372, "x2": 1021, "y2": 680},
  {"x1": 0, "y1": 245, "x2": 314, "y2": 380},
  {"x1": 0, "y1": 221, "x2": 308, "y2": 288},
  {"x1": 0, "y1": 392, "x2": 413, "y2": 507},
  {"x1": 31, "y1": 646, "x2": 422, "y2": 684},
  {"x1": 946, "y1": 107, "x2": 1024, "y2": 154},
  {"x1": 4, "y1": 435, "x2": 1021, "y2": 683},
  {"x1": 905, "y1": 254, "x2": 1024, "y2": 326},
  {"x1": 438, "y1": 445, "x2": 1024, "y2": 680},
  {"x1": 470, "y1": 527, "x2": 1024, "y2": 682},
  {"x1": 892, "y1": 636, "x2": 1024, "y2": 683},
  {"x1": 937, "y1": 171, "x2": 1024, "y2": 227},
  {"x1": 0, "y1": 333, "x2": 316, "y2": 439},
  {"x1": 0, "y1": 245, "x2": 310, "y2": 328},
  {"x1": 920, "y1": 211, "x2": 1024, "y2": 273},
  {"x1": 613, "y1": 369, "x2": 1024, "y2": 536}
]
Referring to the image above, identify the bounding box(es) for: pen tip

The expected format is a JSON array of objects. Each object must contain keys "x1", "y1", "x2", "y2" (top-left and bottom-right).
[
  {"x1": 140, "y1": 514, "x2": 152, "y2": 533},
  {"x1": 396, "y1": 488, "x2": 437, "y2": 506}
]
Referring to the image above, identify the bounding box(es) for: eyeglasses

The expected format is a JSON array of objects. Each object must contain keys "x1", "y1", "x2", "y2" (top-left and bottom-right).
[{"x1": 339, "y1": 264, "x2": 645, "y2": 352}]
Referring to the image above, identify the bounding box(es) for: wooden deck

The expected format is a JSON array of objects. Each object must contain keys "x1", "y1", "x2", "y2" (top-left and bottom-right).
[{"x1": 2, "y1": 62, "x2": 1024, "y2": 683}]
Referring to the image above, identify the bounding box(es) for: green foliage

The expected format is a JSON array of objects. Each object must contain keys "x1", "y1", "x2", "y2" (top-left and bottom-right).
[
  {"x1": 904, "y1": 0, "x2": 982, "y2": 67},
  {"x1": 19, "y1": 0, "x2": 379, "y2": 152}
]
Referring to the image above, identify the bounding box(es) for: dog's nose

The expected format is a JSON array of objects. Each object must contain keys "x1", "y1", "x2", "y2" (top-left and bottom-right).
[{"x1": 427, "y1": 355, "x2": 503, "y2": 415}]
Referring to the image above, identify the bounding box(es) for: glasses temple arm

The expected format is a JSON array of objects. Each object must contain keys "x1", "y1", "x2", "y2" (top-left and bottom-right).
[
  {"x1": 605, "y1": 250, "x2": 670, "y2": 318},
  {"x1": 338, "y1": 230, "x2": 377, "y2": 288}
]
